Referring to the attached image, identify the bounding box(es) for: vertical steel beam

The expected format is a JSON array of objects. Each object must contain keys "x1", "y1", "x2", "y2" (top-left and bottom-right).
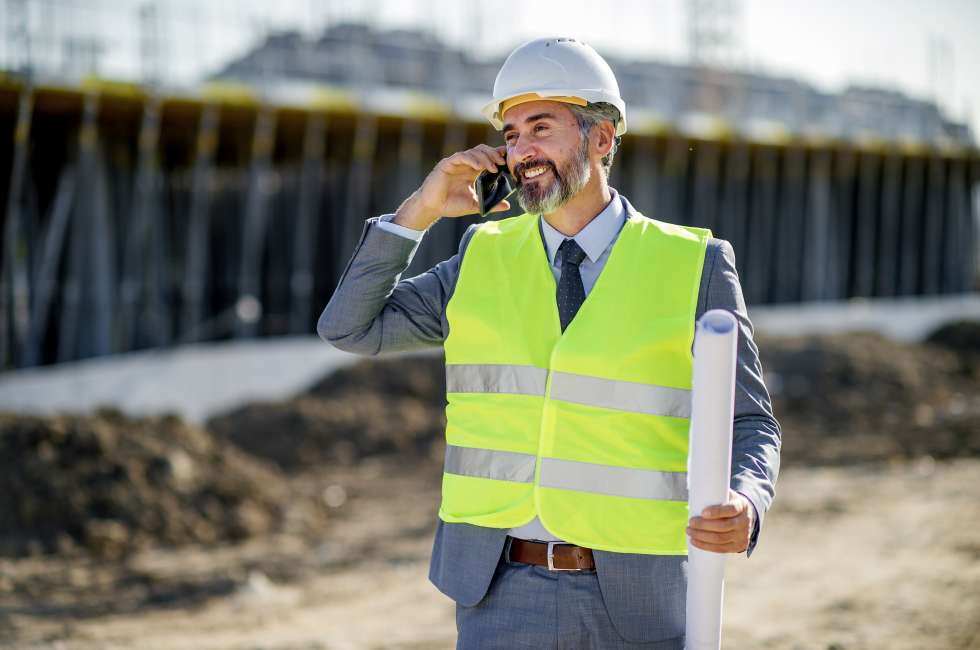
[
  {"x1": 628, "y1": 135, "x2": 657, "y2": 216},
  {"x1": 831, "y1": 149, "x2": 858, "y2": 299},
  {"x1": 657, "y1": 137, "x2": 690, "y2": 224},
  {"x1": 338, "y1": 113, "x2": 377, "y2": 279},
  {"x1": 180, "y1": 103, "x2": 220, "y2": 341},
  {"x1": 395, "y1": 117, "x2": 425, "y2": 203},
  {"x1": 746, "y1": 146, "x2": 778, "y2": 303},
  {"x1": 802, "y1": 149, "x2": 833, "y2": 301},
  {"x1": 0, "y1": 84, "x2": 33, "y2": 369},
  {"x1": 290, "y1": 111, "x2": 326, "y2": 334},
  {"x1": 898, "y1": 156, "x2": 925, "y2": 295},
  {"x1": 717, "y1": 142, "x2": 750, "y2": 277},
  {"x1": 236, "y1": 105, "x2": 278, "y2": 338},
  {"x1": 921, "y1": 155, "x2": 946, "y2": 295},
  {"x1": 119, "y1": 95, "x2": 163, "y2": 349},
  {"x1": 774, "y1": 145, "x2": 806, "y2": 302},
  {"x1": 875, "y1": 152, "x2": 903, "y2": 297},
  {"x1": 942, "y1": 158, "x2": 968, "y2": 293},
  {"x1": 690, "y1": 141, "x2": 720, "y2": 233},
  {"x1": 24, "y1": 165, "x2": 76, "y2": 367},
  {"x1": 853, "y1": 151, "x2": 881, "y2": 297},
  {"x1": 58, "y1": 92, "x2": 114, "y2": 362}
]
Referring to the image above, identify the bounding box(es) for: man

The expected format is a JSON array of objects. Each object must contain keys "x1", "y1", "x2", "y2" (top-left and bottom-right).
[{"x1": 318, "y1": 37, "x2": 780, "y2": 649}]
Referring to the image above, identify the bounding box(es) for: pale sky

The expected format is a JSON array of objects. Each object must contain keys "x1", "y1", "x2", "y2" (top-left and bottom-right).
[{"x1": 5, "y1": 0, "x2": 979, "y2": 136}]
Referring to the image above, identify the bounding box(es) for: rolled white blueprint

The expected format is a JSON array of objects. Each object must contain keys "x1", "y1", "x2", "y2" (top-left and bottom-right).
[{"x1": 685, "y1": 309, "x2": 738, "y2": 650}]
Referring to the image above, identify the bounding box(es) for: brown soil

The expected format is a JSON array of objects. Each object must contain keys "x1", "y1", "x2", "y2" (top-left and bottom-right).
[
  {"x1": 206, "y1": 353, "x2": 447, "y2": 470},
  {"x1": 0, "y1": 409, "x2": 328, "y2": 560},
  {"x1": 758, "y1": 331, "x2": 980, "y2": 465}
]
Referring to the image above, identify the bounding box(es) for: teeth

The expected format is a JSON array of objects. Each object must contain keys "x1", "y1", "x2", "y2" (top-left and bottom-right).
[{"x1": 523, "y1": 166, "x2": 548, "y2": 179}]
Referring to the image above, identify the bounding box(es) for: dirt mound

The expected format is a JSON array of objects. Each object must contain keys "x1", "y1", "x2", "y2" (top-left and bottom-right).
[
  {"x1": 210, "y1": 329, "x2": 980, "y2": 472},
  {"x1": 925, "y1": 320, "x2": 980, "y2": 378},
  {"x1": 207, "y1": 353, "x2": 446, "y2": 470},
  {"x1": 0, "y1": 408, "x2": 327, "y2": 559},
  {"x1": 759, "y1": 330, "x2": 980, "y2": 465}
]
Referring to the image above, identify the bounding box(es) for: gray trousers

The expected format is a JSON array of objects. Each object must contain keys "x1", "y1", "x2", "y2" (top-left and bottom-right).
[{"x1": 455, "y1": 550, "x2": 685, "y2": 650}]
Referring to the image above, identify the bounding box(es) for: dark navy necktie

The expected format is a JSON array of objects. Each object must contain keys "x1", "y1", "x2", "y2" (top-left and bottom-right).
[{"x1": 556, "y1": 238, "x2": 588, "y2": 332}]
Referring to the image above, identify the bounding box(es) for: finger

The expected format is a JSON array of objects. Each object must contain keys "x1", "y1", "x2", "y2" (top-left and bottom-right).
[
  {"x1": 702, "y1": 502, "x2": 741, "y2": 519},
  {"x1": 689, "y1": 538, "x2": 738, "y2": 554},
  {"x1": 688, "y1": 516, "x2": 736, "y2": 533},
  {"x1": 471, "y1": 148, "x2": 499, "y2": 172},
  {"x1": 445, "y1": 152, "x2": 485, "y2": 173},
  {"x1": 686, "y1": 527, "x2": 738, "y2": 545},
  {"x1": 477, "y1": 144, "x2": 506, "y2": 165},
  {"x1": 489, "y1": 199, "x2": 511, "y2": 213}
]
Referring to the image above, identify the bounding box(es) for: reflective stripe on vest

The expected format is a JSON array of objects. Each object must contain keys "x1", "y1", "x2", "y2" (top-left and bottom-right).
[
  {"x1": 439, "y1": 210, "x2": 710, "y2": 555},
  {"x1": 446, "y1": 364, "x2": 692, "y2": 419},
  {"x1": 444, "y1": 444, "x2": 688, "y2": 501}
]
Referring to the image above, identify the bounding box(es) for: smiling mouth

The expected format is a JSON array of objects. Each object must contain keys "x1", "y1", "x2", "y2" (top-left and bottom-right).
[{"x1": 520, "y1": 164, "x2": 552, "y2": 182}]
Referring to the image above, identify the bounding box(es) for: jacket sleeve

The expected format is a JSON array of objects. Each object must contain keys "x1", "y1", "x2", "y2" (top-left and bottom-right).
[
  {"x1": 700, "y1": 238, "x2": 782, "y2": 557},
  {"x1": 316, "y1": 217, "x2": 477, "y2": 355}
]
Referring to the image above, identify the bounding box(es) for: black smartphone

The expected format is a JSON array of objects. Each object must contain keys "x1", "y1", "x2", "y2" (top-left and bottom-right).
[{"x1": 474, "y1": 160, "x2": 516, "y2": 218}]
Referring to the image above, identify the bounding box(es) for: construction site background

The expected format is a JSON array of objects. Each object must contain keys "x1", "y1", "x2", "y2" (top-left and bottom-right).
[{"x1": 0, "y1": 2, "x2": 979, "y2": 648}]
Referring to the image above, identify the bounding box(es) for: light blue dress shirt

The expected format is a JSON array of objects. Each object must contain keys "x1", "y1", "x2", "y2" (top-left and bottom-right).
[{"x1": 378, "y1": 189, "x2": 628, "y2": 541}]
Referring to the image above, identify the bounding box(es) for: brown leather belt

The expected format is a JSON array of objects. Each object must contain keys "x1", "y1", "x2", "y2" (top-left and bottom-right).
[{"x1": 506, "y1": 537, "x2": 596, "y2": 571}]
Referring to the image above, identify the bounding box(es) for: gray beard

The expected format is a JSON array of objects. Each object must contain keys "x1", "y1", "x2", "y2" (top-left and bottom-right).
[{"x1": 516, "y1": 139, "x2": 591, "y2": 215}]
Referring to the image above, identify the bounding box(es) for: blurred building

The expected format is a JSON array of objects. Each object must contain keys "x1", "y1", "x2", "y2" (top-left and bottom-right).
[{"x1": 216, "y1": 22, "x2": 974, "y2": 147}]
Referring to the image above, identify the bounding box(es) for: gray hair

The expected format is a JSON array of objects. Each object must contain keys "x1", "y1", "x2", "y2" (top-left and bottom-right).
[{"x1": 565, "y1": 102, "x2": 622, "y2": 176}]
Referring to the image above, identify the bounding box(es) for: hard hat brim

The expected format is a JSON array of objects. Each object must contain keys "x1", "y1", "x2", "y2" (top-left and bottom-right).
[{"x1": 482, "y1": 90, "x2": 628, "y2": 136}]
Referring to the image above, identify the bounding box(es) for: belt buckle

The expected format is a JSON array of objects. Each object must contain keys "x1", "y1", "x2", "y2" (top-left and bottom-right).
[{"x1": 547, "y1": 541, "x2": 577, "y2": 571}]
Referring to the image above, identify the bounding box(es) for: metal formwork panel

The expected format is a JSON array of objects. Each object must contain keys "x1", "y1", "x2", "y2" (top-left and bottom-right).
[
  {"x1": 875, "y1": 152, "x2": 903, "y2": 297},
  {"x1": 236, "y1": 106, "x2": 278, "y2": 338},
  {"x1": 943, "y1": 158, "x2": 969, "y2": 293},
  {"x1": 773, "y1": 146, "x2": 806, "y2": 303},
  {"x1": 57, "y1": 92, "x2": 117, "y2": 362},
  {"x1": 657, "y1": 137, "x2": 690, "y2": 224},
  {"x1": 337, "y1": 113, "x2": 377, "y2": 279},
  {"x1": 119, "y1": 95, "x2": 164, "y2": 350},
  {"x1": 716, "y1": 143, "x2": 750, "y2": 277},
  {"x1": 180, "y1": 103, "x2": 220, "y2": 342},
  {"x1": 831, "y1": 149, "x2": 858, "y2": 300},
  {"x1": 24, "y1": 163, "x2": 75, "y2": 367},
  {"x1": 627, "y1": 136, "x2": 657, "y2": 217},
  {"x1": 898, "y1": 156, "x2": 925, "y2": 295},
  {"x1": 854, "y1": 152, "x2": 881, "y2": 297},
  {"x1": 921, "y1": 156, "x2": 947, "y2": 295},
  {"x1": 801, "y1": 149, "x2": 834, "y2": 301},
  {"x1": 746, "y1": 146, "x2": 778, "y2": 304},
  {"x1": 0, "y1": 86, "x2": 32, "y2": 369},
  {"x1": 290, "y1": 112, "x2": 327, "y2": 334},
  {"x1": 1, "y1": 81, "x2": 978, "y2": 369},
  {"x1": 690, "y1": 141, "x2": 721, "y2": 234}
]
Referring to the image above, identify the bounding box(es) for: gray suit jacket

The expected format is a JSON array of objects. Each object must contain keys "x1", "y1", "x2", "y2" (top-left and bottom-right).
[{"x1": 317, "y1": 193, "x2": 781, "y2": 645}]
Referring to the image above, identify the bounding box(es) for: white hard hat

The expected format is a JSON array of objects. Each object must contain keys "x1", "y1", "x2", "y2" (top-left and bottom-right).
[{"x1": 482, "y1": 37, "x2": 627, "y2": 136}]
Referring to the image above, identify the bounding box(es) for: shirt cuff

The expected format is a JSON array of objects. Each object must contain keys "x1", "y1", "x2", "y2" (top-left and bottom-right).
[
  {"x1": 376, "y1": 213, "x2": 426, "y2": 242},
  {"x1": 735, "y1": 489, "x2": 761, "y2": 557}
]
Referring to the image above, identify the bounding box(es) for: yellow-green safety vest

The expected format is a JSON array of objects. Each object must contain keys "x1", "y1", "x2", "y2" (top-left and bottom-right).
[{"x1": 440, "y1": 209, "x2": 711, "y2": 555}]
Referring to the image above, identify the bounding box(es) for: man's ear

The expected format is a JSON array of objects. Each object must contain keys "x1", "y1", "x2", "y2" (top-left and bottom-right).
[{"x1": 591, "y1": 121, "x2": 616, "y2": 157}]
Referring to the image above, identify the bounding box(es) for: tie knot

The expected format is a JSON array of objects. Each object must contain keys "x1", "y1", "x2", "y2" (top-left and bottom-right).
[{"x1": 558, "y1": 238, "x2": 587, "y2": 267}]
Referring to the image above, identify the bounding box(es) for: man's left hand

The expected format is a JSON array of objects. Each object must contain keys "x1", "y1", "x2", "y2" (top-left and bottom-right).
[{"x1": 686, "y1": 489, "x2": 754, "y2": 554}]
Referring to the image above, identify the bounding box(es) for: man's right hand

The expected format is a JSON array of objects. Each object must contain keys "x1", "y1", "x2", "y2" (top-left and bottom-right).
[{"x1": 393, "y1": 144, "x2": 511, "y2": 231}]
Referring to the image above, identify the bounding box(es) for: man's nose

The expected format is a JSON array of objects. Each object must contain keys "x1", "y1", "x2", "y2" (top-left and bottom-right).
[{"x1": 509, "y1": 137, "x2": 538, "y2": 169}]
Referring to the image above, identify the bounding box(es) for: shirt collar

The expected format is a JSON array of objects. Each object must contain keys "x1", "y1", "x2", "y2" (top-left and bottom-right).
[{"x1": 540, "y1": 187, "x2": 627, "y2": 266}]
